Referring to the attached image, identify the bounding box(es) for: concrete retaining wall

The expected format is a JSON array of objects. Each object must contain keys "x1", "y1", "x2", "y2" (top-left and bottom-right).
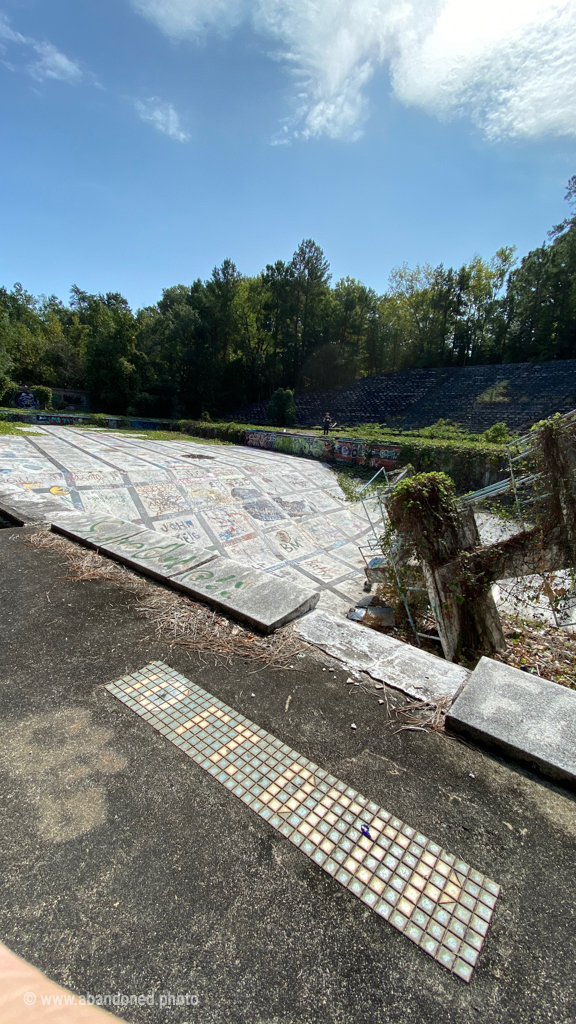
[{"x1": 245, "y1": 429, "x2": 402, "y2": 471}]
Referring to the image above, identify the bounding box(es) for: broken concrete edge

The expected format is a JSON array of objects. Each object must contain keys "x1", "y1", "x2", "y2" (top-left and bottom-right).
[
  {"x1": 0, "y1": 493, "x2": 70, "y2": 526},
  {"x1": 172, "y1": 578, "x2": 320, "y2": 634},
  {"x1": 0, "y1": 498, "x2": 26, "y2": 526},
  {"x1": 294, "y1": 610, "x2": 469, "y2": 703},
  {"x1": 48, "y1": 514, "x2": 320, "y2": 635},
  {"x1": 172, "y1": 557, "x2": 321, "y2": 634},
  {"x1": 446, "y1": 656, "x2": 576, "y2": 788},
  {"x1": 359, "y1": 653, "x2": 469, "y2": 704},
  {"x1": 0, "y1": 483, "x2": 81, "y2": 527}
]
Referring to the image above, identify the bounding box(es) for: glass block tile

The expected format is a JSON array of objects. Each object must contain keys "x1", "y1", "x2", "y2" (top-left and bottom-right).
[
  {"x1": 390, "y1": 911, "x2": 408, "y2": 932},
  {"x1": 427, "y1": 921, "x2": 445, "y2": 942},
  {"x1": 406, "y1": 923, "x2": 423, "y2": 943},
  {"x1": 448, "y1": 918, "x2": 467, "y2": 940},
  {"x1": 453, "y1": 960, "x2": 473, "y2": 982},
  {"x1": 461, "y1": 944, "x2": 479, "y2": 966},
  {"x1": 420, "y1": 935, "x2": 439, "y2": 957},
  {"x1": 465, "y1": 929, "x2": 484, "y2": 951},
  {"x1": 438, "y1": 947, "x2": 456, "y2": 970}
]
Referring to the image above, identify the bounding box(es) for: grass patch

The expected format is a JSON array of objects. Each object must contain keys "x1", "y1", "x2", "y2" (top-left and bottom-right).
[
  {"x1": 477, "y1": 381, "x2": 510, "y2": 403},
  {"x1": 0, "y1": 421, "x2": 42, "y2": 436},
  {"x1": 75, "y1": 426, "x2": 231, "y2": 445}
]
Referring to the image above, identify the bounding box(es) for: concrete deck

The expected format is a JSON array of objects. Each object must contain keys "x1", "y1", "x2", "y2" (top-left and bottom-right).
[{"x1": 0, "y1": 425, "x2": 375, "y2": 618}]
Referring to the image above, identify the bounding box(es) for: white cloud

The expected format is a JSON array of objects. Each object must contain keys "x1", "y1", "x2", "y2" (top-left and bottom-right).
[
  {"x1": 131, "y1": 0, "x2": 247, "y2": 37},
  {"x1": 28, "y1": 41, "x2": 83, "y2": 83},
  {"x1": 0, "y1": 13, "x2": 83, "y2": 83},
  {"x1": 135, "y1": 97, "x2": 190, "y2": 141},
  {"x1": 130, "y1": 0, "x2": 576, "y2": 141},
  {"x1": 0, "y1": 14, "x2": 27, "y2": 45}
]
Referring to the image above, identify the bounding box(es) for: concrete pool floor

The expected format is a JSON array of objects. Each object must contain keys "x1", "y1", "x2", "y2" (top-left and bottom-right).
[{"x1": 0, "y1": 426, "x2": 375, "y2": 618}]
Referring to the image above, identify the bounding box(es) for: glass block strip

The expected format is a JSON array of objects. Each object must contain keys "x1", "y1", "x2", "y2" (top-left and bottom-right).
[{"x1": 106, "y1": 661, "x2": 499, "y2": 981}]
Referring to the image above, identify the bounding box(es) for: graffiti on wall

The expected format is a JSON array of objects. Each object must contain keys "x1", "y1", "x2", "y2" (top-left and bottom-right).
[
  {"x1": 36, "y1": 415, "x2": 76, "y2": 425},
  {"x1": 245, "y1": 430, "x2": 400, "y2": 470},
  {"x1": 367, "y1": 445, "x2": 401, "y2": 470},
  {"x1": 16, "y1": 391, "x2": 39, "y2": 409}
]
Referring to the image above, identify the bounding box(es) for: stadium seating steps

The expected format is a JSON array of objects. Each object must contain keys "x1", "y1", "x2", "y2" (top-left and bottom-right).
[{"x1": 234, "y1": 360, "x2": 576, "y2": 433}]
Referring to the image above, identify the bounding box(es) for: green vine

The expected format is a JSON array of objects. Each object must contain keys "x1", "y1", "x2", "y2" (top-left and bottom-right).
[{"x1": 387, "y1": 472, "x2": 460, "y2": 568}]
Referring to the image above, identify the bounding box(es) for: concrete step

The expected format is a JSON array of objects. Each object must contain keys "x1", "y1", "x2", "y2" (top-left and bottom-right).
[
  {"x1": 446, "y1": 657, "x2": 576, "y2": 786},
  {"x1": 175, "y1": 557, "x2": 320, "y2": 633}
]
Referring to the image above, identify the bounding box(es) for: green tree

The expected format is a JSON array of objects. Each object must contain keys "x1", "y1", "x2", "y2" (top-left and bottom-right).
[
  {"x1": 267, "y1": 388, "x2": 298, "y2": 427},
  {"x1": 287, "y1": 240, "x2": 331, "y2": 385},
  {"x1": 74, "y1": 288, "x2": 140, "y2": 414},
  {"x1": 262, "y1": 260, "x2": 293, "y2": 391},
  {"x1": 31, "y1": 385, "x2": 53, "y2": 409},
  {"x1": 504, "y1": 196, "x2": 576, "y2": 363},
  {"x1": 137, "y1": 285, "x2": 203, "y2": 417},
  {"x1": 0, "y1": 313, "x2": 14, "y2": 388},
  {"x1": 2, "y1": 176, "x2": 576, "y2": 420}
]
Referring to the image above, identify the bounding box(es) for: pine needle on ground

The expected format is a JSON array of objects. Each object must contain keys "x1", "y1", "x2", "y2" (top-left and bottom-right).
[{"x1": 27, "y1": 530, "x2": 306, "y2": 670}]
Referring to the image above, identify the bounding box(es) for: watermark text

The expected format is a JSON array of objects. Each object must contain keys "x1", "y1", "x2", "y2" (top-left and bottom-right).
[{"x1": 24, "y1": 990, "x2": 199, "y2": 1009}]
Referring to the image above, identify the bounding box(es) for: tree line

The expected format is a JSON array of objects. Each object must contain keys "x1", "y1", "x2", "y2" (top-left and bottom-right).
[{"x1": 2, "y1": 177, "x2": 576, "y2": 419}]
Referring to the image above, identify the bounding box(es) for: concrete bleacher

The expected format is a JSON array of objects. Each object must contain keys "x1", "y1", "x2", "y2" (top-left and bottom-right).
[{"x1": 234, "y1": 360, "x2": 576, "y2": 433}]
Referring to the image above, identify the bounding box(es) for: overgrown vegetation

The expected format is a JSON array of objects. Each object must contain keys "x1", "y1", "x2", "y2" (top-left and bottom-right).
[
  {"x1": 267, "y1": 388, "x2": 298, "y2": 427},
  {"x1": 0, "y1": 420, "x2": 41, "y2": 436},
  {"x1": 320, "y1": 417, "x2": 514, "y2": 445},
  {"x1": 2, "y1": 176, "x2": 576, "y2": 418},
  {"x1": 387, "y1": 472, "x2": 460, "y2": 567},
  {"x1": 378, "y1": 412, "x2": 576, "y2": 666},
  {"x1": 1, "y1": 409, "x2": 508, "y2": 492},
  {"x1": 477, "y1": 380, "x2": 510, "y2": 404}
]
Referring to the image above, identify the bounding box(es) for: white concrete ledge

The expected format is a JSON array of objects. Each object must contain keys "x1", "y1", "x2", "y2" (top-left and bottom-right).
[
  {"x1": 295, "y1": 610, "x2": 469, "y2": 701},
  {"x1": 50, "y1": 515, "x2": 318, "y2": 633},
  {"x1": 446, "y1": 657, "x2": 576, "y2": 785},
  {"x1": 51, "y1": 514, "x2": 145, "y2": 546},
  {"x1": 175, "y1": 557, "x2": 320, "y2": 633}
]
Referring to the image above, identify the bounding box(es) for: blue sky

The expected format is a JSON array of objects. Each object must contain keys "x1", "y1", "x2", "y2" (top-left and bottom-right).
[{"x1": 1, "y1": 0, "x2": 575, "y2": 310}]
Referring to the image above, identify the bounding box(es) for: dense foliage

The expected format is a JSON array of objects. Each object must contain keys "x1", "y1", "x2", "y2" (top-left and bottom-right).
[{"x1": 2, "y1": 179, "x2": 576, "y2": 418}]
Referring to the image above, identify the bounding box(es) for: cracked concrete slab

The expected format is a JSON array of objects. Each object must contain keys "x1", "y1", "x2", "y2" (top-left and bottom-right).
[{"x1": 295, "y1": 610, "x2": 469, "y2": 701}]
